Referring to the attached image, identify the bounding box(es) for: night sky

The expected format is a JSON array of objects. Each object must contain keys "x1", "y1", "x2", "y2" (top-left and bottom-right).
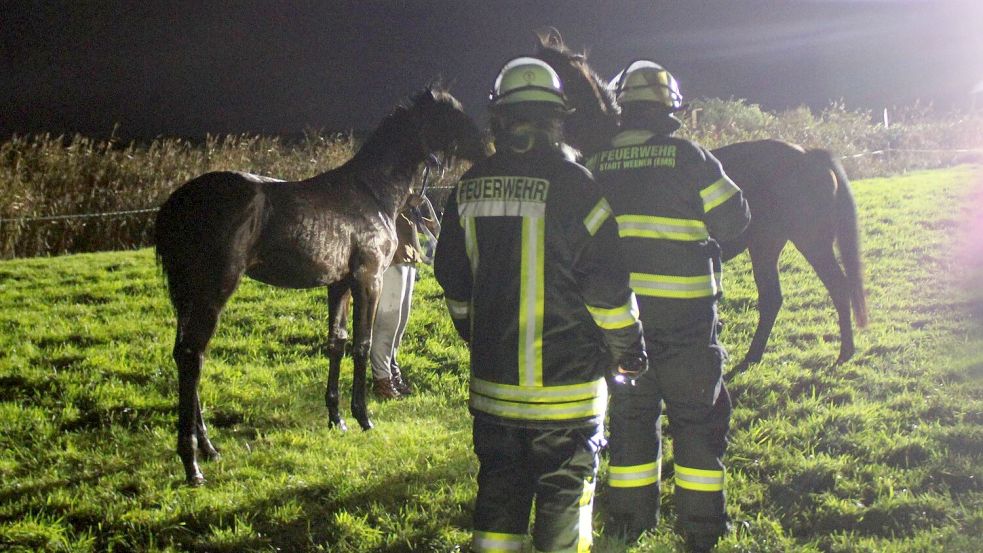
[{"x1": 2, "y1": 1, "x2": 981, "y2": 140}]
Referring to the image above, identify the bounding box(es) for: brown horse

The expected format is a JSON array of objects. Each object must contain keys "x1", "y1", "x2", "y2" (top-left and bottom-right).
[
  {"x1": 154, "y1": 88, "x2": 487, "y2": 485},
  {"x1": 535, "y1": 39, "x2": 867, "y2": 372}
]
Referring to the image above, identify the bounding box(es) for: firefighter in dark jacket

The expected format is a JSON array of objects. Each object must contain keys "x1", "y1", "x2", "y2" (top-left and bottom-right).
[
  {"x1": 585, "y1": 60, "x2": 751, "y2": 551},
  {"x1": 434, "y1": 56, "x2": 648, "y2": 553}
]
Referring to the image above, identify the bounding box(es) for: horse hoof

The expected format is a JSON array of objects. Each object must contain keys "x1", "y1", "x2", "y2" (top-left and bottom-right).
[
  {"x1": 186, "y1": 473, "x2": 206, "y2": 487},
  {"x1": 835, "y1": 345, "x2": 854, "y2": 365},
  {"x1": 329, "y1": 418, "x2": 348, "y2": 432},
  {"x1": 358, "y1": 419, "x2": 373, "y2": 431}
]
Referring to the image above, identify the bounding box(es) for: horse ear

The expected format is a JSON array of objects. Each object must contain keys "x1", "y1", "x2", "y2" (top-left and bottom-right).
[
  {"x1": 535, "y1": 27, "x2": 565, "y2": 50},
  {"x1": 412, "y1": 87, "x2": 438, "y2": 108},
  {"x1": 426, "y1": 83, "x2": 442, "y2": 101}
]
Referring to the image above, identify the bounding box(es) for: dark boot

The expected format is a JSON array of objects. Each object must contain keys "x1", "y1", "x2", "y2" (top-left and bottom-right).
[
  {"x1": 390, "y1": 360, "x2": 413, "y2": 395},
  {"x1": 684, "y1": 534, "x2": 718, "y2": 553},
  {"x1": 682, "y1": 524, "x2": 727, "y2": 553},
  {"x1": 606, "y1": 512, "x2": 655, "y2": 544},
  {"x1": 372, "y1": 378, "x2": 401, "y2": 400}
]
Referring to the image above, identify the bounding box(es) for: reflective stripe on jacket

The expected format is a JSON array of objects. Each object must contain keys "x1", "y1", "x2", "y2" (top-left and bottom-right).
[
  {"x1": 434, "y1": 147, "x2": 644, "y2": 426},
  {"x1": 585, "y1": 130, "x2": 750, "y2": 318}
]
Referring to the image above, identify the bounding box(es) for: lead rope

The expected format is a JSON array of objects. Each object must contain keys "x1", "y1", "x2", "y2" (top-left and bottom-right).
[
  {"x1": 411, "y1": 154, "x2": 442, "y2": 220},
  {"x1": 413, "y1": 154, "x2": 443, "y2": 263},
  {"x1": 419, "y1": 153, "x2": 442, "y2": 198}
]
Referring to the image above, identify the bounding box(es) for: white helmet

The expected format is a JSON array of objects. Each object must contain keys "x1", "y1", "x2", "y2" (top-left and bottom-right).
[
  {"x1": 489, "y1": 56, "x2": 567, "y2": 109},
  {"x1": 611, "y1": 60, "x2": 682, "y2": 109}
]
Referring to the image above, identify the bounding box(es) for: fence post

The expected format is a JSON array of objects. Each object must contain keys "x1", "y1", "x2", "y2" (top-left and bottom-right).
[{"x1": 883, "y1": 108, "x2": 893, "y2": 169}]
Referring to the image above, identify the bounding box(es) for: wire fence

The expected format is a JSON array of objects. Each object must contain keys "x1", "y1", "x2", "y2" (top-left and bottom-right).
[
  {"x1": 1, "y1": 147, "x2": 980, "y2": 226},
  {"x1": 0, "y1": 146, "x2": 980, "y2": 259},
  {"x1": 0, "y1": 207, "x2": 159, "y2": 224}
]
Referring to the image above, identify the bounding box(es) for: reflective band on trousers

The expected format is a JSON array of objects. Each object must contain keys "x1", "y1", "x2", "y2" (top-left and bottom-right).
[
  {"x1": 585, "y1": 294, "x2": 640, "y2": 330},
  {"x1": 630, "y1": 272, "x2": 717, "y2": 299},
  {"x1": 609, "y1": 461, "x2": 661, "y2": 488},
  {"x1": 674, "y1": 464, "x2": 725, "y2": 492},
  {"x1": 583, "y1": 197, "x2": 612, "y2": 236},
  {"x1": 700, "y1": 177, "x2": 740, "y2": 213},
  {"x1": 615, "y1": 214, "x2": 709, "y2": 242},
  {"x1": 472, "y1": 530, "x2": 524, "y2": 552},
  {"x1": 576, "y1": 477, "x2": 596, "y2": 553}
]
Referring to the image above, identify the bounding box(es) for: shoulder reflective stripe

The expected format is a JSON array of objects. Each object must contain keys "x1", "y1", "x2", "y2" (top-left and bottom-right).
[
  {"x1": 630, "y1": 272, "x2": 717, "y2": 299},
  {"x1": 463, "y1": 217, "x2": 479, "y2": 273},
  {"x1": 615, "y1": 214, "x2": 709, "y2": 241},
  {"x1": 583, "y1": 197, "x2": 612, "y2": 236},
  {"x1": 471, "y1": 377, "x2": 606, "y2": 403},
  {"x1": 470, "y1": 393, "x2": 607, "y2": 421},
  {"x1": 674, "y1": 464, "x2": 725, "y2": 492},
  {"x1": 700, "y1": 177, "x2": 740, "y2": 213},
  {"x1": 472, "y1": 530, "x2": 524, "y2": 552},
  {"x1": 585, "y1": 295, "x2": 640, "y2": 330},
  {"x1": 445, "y1": 297, "x2": 470, "y2": 319},
  {"x1": 611, "y1": 130, "x2": 655, "y2": 147},
  {"x1": 518, "y1": 217, "x2": 545, "y2": 387},
  {"x1": 609, "y1": 461, "x2": 661, "y2": 488}
]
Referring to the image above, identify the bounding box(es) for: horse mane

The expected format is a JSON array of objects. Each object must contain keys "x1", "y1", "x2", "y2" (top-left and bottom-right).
[
  {"x1": 352, "y1": 85, "x2": 459, "y2": 163},
  {"x1": 535, "y1": 31, "x2": 620, "y2": 120}
]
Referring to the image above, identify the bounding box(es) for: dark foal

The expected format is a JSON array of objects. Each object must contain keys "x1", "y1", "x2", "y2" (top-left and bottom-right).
[
  {"x1": 535, "y1": 38, "x2": 867, "y2": 372},
  {"x1": 154, "y1": 88, "x2": 487, "y2": 485}
]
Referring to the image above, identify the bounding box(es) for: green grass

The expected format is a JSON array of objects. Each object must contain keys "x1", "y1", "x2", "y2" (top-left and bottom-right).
[{"x1": 1, "y1": 166, "x2": 981, "y2": 552}]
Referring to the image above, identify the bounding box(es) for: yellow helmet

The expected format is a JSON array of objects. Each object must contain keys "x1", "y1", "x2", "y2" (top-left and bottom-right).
[
  {"x1": 612, "y1": 60, "x2": 682, "y2": 109},
  {"x1": 489, "y1": 56, "x2": 567, "y2": 109}
]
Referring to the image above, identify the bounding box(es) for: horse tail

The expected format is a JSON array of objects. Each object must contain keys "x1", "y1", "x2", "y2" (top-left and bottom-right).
[
  {"x1": 809, "y1": 149, "x2": 868, "y2": 327},
  {"x1": 154, "y1": 183, "x2": 194, "y2": 309}
]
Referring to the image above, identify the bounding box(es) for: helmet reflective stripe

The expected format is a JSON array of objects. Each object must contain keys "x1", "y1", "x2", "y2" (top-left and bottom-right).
[
  {"x1": 490, "y1": 56, "x2": 567, "y2": 108},
  {"x1": 614, "y1": 59, "x2": 683, "y2": 108}
]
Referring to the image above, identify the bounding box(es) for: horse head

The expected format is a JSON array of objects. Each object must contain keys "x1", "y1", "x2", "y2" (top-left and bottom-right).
[
  {"x1": 411, "y1": 87, "x2": 490, "y2": 164},
  {"x1": 534, "y1": 33, "x2": 620, "y2": 154}
]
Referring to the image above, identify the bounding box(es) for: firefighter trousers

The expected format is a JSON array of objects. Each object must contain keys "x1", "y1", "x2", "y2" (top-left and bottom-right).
[
  {"x1": 606, "y1": 317, "x2": 731, "y2": 545},
  {"x1": 471, "y1": 417, "x2": 604, "y2": 553}
]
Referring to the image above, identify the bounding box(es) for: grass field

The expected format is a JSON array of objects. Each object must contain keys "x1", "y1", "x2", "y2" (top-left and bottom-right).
[{"x1": 1, "y1": 166, "x2": 981, "y2": 552}]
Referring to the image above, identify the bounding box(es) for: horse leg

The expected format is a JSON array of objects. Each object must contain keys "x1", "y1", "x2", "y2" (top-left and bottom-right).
[
  {"x1": 172, "y1": 252, "x2": 248, "y2": 484},
  {"x1": 795, "y1": 239, "x2": 855, "y2": 364},
  {"x1": 740, "y1": 238, "x2": 787, "y2": 370},
  {"x1": 326, "y1": 284, "x2": 351, "y2": 431},
  {"x1": 350, "y1": 276, "x2": 383, "y2": 431},
  {"x1": 173, "y1": 304, "x2": 223, "y2": 485},
  {"x1": 195, "y1": 394, "x2": 219, "y2": 461}
]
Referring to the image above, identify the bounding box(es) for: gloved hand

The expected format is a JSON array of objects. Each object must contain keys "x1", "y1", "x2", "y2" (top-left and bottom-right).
[{"x1": 609, "y1": 350, "x2": 648, "y2": 386}]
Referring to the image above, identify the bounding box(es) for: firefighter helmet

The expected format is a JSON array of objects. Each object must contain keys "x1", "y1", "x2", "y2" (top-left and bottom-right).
[
  {"x1": 612, "y1": 60, "x2": 682, "y2": 109},
  {"x1": 489, "y1": 56, "x2": 567, "y2": 109}
]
